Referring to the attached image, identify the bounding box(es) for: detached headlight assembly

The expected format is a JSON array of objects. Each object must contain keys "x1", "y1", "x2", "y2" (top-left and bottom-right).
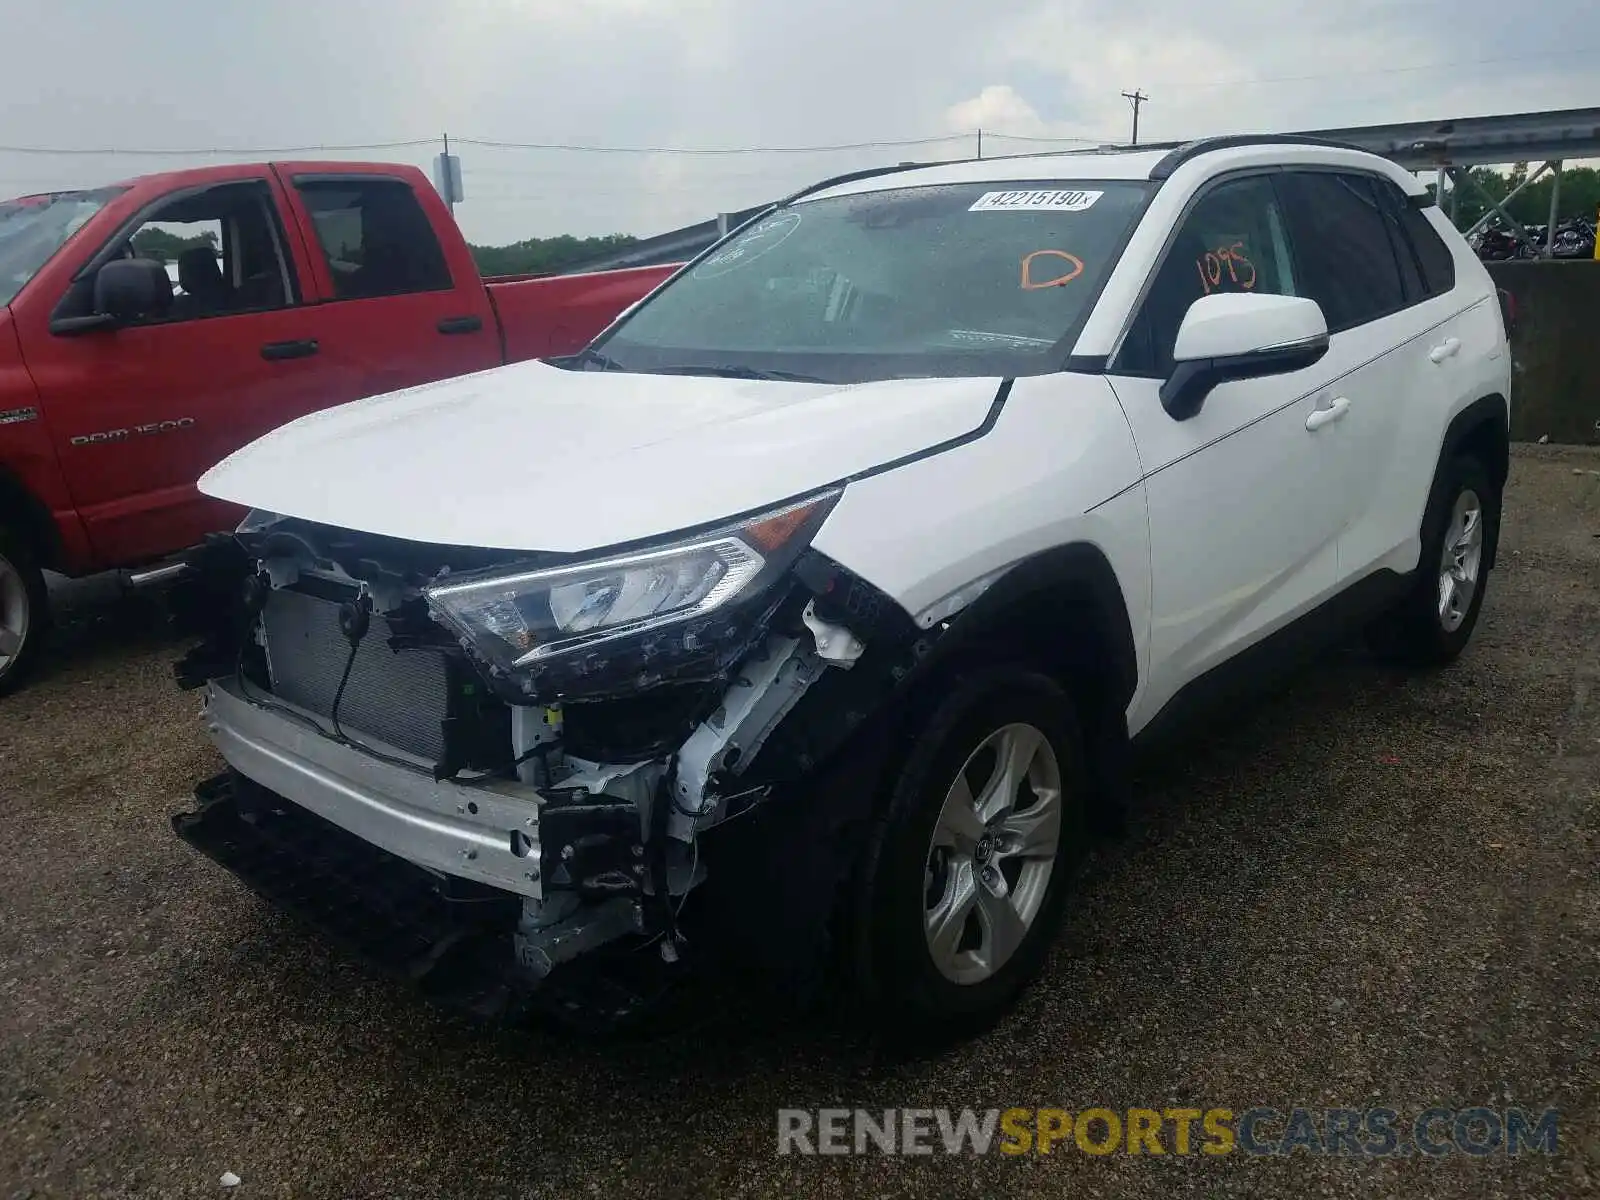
[{"x1": 423, "y1": 489, "x2": 841, "y2": 693}]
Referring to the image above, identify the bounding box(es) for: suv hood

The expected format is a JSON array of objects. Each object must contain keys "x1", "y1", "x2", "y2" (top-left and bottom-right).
[{"x1": 199, "y1": 358, "x2": 1004, "y2": 554}]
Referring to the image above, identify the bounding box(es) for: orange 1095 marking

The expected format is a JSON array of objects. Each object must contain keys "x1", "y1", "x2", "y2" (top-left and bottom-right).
[{"x1": 1196, "y1": 242, "x2": 1257, "y2": 294}]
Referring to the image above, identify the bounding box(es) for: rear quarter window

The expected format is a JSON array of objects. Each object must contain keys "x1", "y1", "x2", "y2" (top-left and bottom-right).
[
  {"x1": 1398, "y1": 203, "x2": 1458, "y2": 298},
  {"x1": 294, "y1": 178, "x2": 452, "y2": 300}
]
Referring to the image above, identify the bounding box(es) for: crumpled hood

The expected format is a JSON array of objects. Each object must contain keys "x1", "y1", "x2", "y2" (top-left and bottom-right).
[{"x1": 199, "y1": 358, "x2": 1004, "y2": 553}]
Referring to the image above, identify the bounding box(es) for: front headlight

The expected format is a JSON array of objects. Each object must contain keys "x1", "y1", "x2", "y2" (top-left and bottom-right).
[{"x1": 423, "y1": 489, "x2": 841, "y2": 687}]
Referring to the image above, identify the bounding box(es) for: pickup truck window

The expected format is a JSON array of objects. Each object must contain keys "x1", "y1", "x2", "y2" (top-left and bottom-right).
[
  {"x1": 590, "y1": 179, "x2": 1153, "y2": 384},
  {"x1": 294, "y1": 179, "x2": 452, "y2": 300},
  {"x1": 53, "y1": 180, "x2": 299, "y2": 325},
  {"x1": 0, "y1": 187, "x2": 124, "y2": 306}
]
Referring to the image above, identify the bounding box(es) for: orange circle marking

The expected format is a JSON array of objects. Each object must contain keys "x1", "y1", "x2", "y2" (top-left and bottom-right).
[{"x1": 1020, "y1": 250, "x2": 1084, "y2": 290}]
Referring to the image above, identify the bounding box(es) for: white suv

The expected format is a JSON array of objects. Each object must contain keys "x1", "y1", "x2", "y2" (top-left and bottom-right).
[{"x1": 170, "y1": 136, "x2": 1511, "y2": 1036}]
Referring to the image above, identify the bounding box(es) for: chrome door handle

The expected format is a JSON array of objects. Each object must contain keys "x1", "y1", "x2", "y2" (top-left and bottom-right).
[
  {"x1": 1429, "y1": 337, "x2": 1461, "y2": 363},
  {"x1": 1305, "y1": 396, "x2": 1351, "y2": 431}
]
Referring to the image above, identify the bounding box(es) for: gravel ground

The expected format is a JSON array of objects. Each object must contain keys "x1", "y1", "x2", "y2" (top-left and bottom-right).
[{"x1": 2, "y1": 444, "x2": 1597, "y2": 1200}]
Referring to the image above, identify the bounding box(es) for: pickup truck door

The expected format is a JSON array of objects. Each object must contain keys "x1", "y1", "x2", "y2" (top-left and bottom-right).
[
  {"x1": 1107, "y1": 172, "x2": 1348, "y2": 732},
  {"x1": 14, "y1": 169, "x2": 333, "y2": 565},
  {"x1": 272, "y1": 165, "x2": 501, "y2": 397}
]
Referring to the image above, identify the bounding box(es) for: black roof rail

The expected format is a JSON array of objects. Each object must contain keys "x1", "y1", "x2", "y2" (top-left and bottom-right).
[
  {"x1": 777, "y1": 160, "x2": 946, "y2": 205},
  {"x1": 777, "y1": 141, "x2": 1175, "y2": 205},
  {"x1": 1148, "y1": 133, "x2": 1376, "y2": 180}
]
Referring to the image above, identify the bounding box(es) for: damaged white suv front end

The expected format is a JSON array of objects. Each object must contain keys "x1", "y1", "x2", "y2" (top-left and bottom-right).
[{"x1": 173, "y1": 480, "x2": 907, "y2": 1023}]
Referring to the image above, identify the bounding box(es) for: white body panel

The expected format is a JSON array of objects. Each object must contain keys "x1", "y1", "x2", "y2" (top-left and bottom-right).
[
  {"x1": 810, "y1": 374, "x2": 1151, "y2": 710},
  {"x1": 198, "y1": 358, "x2": 1004, "y2": 553},
  {"x1": 1107, "y1": 363, "x2": 1344, "y2": 734},
  {"x1": 1339, "y1": 221, "x2": 1511, "y2": 582}
]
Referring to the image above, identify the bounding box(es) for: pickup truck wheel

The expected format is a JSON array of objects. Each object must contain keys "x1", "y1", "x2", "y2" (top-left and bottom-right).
[
  {"x1": 849, "y1": 667, "x2": 1087, "y2": 1040},
  {"x1": 0, "y1": 525, "x2": 47, "y2": 698},
  {"x1": 1367, "y1": 454, "x2": 1498, "y2": 668}
]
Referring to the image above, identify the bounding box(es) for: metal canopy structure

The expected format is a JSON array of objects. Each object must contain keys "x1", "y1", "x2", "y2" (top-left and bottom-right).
[
  {"x1": 565, "y1": 106, "x2": 1600, "y2": 273},
  {"x1": 1300, "y1": 106, "x2": 1600, "y2": 169}
]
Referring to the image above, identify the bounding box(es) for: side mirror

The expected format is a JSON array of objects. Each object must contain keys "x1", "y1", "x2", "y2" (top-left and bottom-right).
[
  {"x1": 94, "y1": 257, "x2": 173, "y2": 323},
  {"x1": 1159, "y1": 293, "x2": 1330, "y2": 420}
]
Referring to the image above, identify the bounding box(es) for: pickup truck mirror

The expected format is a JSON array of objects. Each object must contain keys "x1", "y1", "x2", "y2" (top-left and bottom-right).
[
  {"x1": 1159, "y1": 293, "x2": 1330, "y2": 421},
  {"x1": 93, "y1": 258, "x2": 173, "y2": 324}
]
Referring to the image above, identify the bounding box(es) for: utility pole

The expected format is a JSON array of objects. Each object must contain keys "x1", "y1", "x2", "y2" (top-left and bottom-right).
[
  {"x1": 1121, "y1": 89, "x2": 1148, "y2": 145},
  {"x1": 441, "y1": 133, "x2": 454, "y2": 216}
]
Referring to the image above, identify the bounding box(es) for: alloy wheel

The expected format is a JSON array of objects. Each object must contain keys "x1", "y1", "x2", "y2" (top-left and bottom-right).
[
  {"x1": 0, "y1": 550, "x2": 30, "y2": 673},
  {"x1": 1438, "y1": 487, "x2": 1484, "y2": 634},
  {"x1": 922, "y1": 722, "x2": 1063, "y2": 985}
]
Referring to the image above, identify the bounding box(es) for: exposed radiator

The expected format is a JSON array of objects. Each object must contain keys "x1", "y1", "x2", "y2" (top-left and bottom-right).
[{"x1": 261, "y1": 586, "x2": 450, "y2": 763}]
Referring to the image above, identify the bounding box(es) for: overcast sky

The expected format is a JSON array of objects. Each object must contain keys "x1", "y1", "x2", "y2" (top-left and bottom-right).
[{"x1": 0, "y1": 0, "x2": 1590, "y2": 245}]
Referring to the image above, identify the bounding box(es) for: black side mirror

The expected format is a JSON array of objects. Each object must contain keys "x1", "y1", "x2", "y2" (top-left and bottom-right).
[
  {"x1": 95, "y1": 257, "x2": 173, "y2": 322},
  {"x1": 1160, "y1": 336, "x2": 1331, "y2": 420},
  {"x1": 1158, "y1": 294, "x2": 1331, "y2": 420}
]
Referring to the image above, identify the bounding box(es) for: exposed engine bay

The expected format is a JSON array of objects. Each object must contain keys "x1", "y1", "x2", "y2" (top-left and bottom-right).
[{"x1": 168, "y1": 506, "x2": 939, "y2": 1027}]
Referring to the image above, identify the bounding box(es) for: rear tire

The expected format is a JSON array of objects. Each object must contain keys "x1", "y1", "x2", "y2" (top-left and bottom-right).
[
  {"x1": 847, "y1": 666, "x2": 1088, "y2": 1042},
  {"x1": 0, "y1": 524, "x2": 48, "y2": 698},
  {"x1": 1367, "y1": 454, "x2": 1498, "y2": 668}
]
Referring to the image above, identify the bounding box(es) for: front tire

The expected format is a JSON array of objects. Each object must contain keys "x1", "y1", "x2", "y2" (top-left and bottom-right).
[
  {"x1": 0, "y1": 524, "x2": 47, "y2": 698},
  {"x1": 849, "y1": 666, "x2": 1088, "y2": 1040},
  {"x1": 1367, "y1": 454, "x2": 1498, "y2": 668}
]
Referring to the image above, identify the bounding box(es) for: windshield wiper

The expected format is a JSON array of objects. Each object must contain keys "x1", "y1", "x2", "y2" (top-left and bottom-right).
[
  {"x1": 559, "y1": 346, "x2": 627, "y2": 372},
  {"x1": 650, "y1": 364, "x2": 829, "y2": 383}
]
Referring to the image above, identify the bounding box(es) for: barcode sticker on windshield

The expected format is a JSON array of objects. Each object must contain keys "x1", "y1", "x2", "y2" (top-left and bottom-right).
[{"x1": 969, "y1": 189, "x2": 1104, "y2": 213}]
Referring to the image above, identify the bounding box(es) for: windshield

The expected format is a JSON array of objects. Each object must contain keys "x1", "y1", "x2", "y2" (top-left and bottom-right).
[
  {"x1": 0, "y1": 188, "x2": 124, "y2": 306},
  {"x1": 586, "y1": 179, "x2": 1152, "y2": 384}
]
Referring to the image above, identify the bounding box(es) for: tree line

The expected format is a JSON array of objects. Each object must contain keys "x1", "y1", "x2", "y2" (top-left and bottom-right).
[
  {"x1": 467, "y1": 233, "x2": 637, "y2": 277},
  {"x1": 1429, "y1": 164, "x2": 1600, "y2": 230}
]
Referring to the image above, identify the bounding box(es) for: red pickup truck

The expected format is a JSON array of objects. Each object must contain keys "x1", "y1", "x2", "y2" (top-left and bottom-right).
[{"x1": 0, "y1": 160, "x2": 678, "y2": 693}]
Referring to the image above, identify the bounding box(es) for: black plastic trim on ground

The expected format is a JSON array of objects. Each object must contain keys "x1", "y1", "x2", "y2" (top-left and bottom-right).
[
  {"x1": 171, "y1": 772, "x2": 693, "y2": 1033},
  {"x1": 173, "y1": 771, "x2": 521, "y2": 1019}
]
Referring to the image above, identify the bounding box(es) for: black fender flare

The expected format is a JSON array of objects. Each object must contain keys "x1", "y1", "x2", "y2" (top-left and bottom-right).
[
  {"x1": 1427, "y1": 393, "x2": 1510, "y2": 570},
  {"x1": 0, "y1": 466, "x2": 61, "y2": 571},
  {"x1": 914, "y1": 541, "x2": 1139, "y2": 716}
]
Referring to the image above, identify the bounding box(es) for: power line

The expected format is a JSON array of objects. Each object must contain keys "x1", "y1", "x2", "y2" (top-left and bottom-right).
[
  {"x1": 451, "y1": 134, "x2": 968, "y2": 155},
  {"x1": 0, "y1": 131, "x2": 1084, "y2": 161},
  {"x1": 0, "y1": 138, "x2": 438, "y2": 157},
  {"x1": 1156, "y1": 44, "x2": 1600, "y2": 91}
]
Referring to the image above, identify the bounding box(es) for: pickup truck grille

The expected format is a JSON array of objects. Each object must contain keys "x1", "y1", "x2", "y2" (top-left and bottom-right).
[{"x1": 261, "y1": 586, "x2": 449, "y2": 763}]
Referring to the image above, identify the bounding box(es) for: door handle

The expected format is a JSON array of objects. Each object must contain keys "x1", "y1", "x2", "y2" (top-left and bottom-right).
[
  {"x1": 1429, "y1": 337, "x2": 1461, "y2": 363},
  {"x1": 261, "y1": 338, "x2": 319, "y2": 361},
  {"x1": 1305, "y1": 396, "x2": 1351, "y2": 431},
  {"x1": 437, "y1": 315, "x2": 483, "y2": 335}
]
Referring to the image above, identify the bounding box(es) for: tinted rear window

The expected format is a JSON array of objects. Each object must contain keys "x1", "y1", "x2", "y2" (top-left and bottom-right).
[
  {"x1": 1398, "y1": 202, "x2": 1458, "y2": 298},
  {"x1": 1277, "y1": 171, "x2": 1407, "y2": 331},
  {"x1": 294, "y1": 178, "x2": 452, "y2": 299}
]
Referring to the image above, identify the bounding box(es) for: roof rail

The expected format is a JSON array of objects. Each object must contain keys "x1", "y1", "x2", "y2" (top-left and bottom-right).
[
  {"x1": 1147, "y1": 133, "x2": 1375, "y2": 180},
  {"x1": 777, "y1": 141, "x2": 1173, "y2": 205},
  {"x1": 778, "y1": 160, "x2": 945, "y2": 205}
]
